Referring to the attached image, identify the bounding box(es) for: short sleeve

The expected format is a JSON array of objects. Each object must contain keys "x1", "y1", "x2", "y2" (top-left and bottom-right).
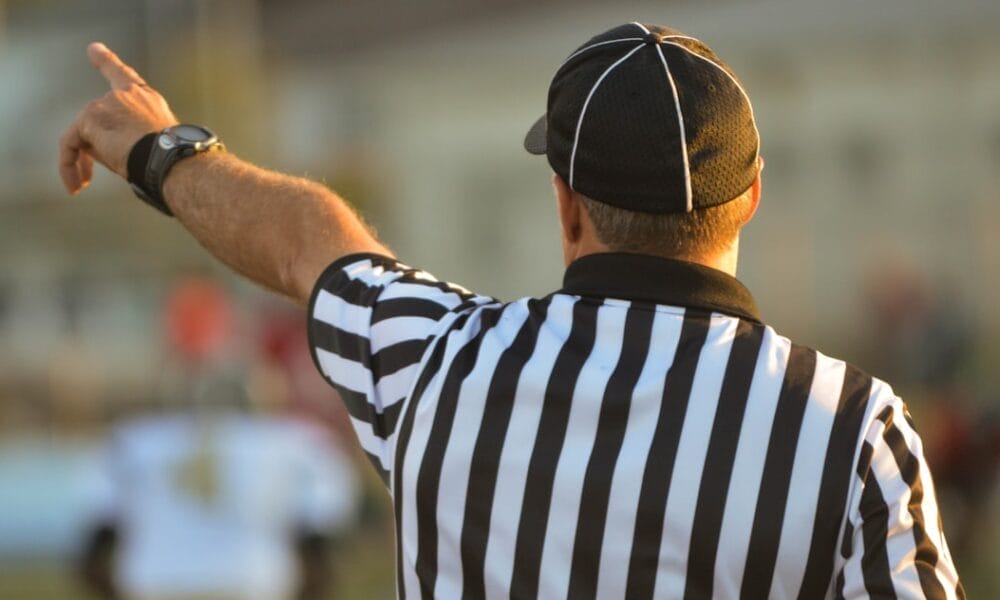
[
  {"x1": 835, "y1": 393, "x2": 965, "y2": 599},
  {"x1": 307, "y1": 253, "x2": 498, "y2": 483}
]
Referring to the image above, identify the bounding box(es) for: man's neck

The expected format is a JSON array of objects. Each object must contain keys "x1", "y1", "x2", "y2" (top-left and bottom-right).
[{"x1": 570, "y1": 242, "x2": 740, "y2": 278}]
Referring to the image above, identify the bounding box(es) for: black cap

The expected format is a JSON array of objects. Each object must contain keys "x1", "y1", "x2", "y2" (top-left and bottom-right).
[{"x1": 525, "y1": 22, "x2": 760, "y2": 214}]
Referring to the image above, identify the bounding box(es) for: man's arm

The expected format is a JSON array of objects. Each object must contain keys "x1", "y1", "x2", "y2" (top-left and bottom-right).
[
  {"x1": 161, "y1": 152, "x2": 390, "y2": 302},
  {"x1": 58, "y1": 43, "x2": 391, "y2": 303}
]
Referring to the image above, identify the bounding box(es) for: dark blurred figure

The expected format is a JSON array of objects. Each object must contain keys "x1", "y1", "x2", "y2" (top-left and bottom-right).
[
  {"x1": 864, "y1": 260, "x2": 999, "y2": 561},
  {"x1": 79, "y1": 279, "x2": 359, "y2": 600},
  {"x1": 865, "y1": 260, "x2": 972, "y2": 388}
]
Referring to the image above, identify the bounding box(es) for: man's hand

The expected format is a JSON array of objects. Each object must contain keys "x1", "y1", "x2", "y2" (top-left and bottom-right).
[
  {"x1": 58, "y1": 42, "x2": 391, "y2": 303},
  {"x1": 59, "y1": 43, "x2": 178, "y2": 194}
]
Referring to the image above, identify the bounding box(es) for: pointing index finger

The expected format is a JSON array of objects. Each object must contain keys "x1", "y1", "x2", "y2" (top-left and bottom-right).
[{"x1": 87, "y1": 42, "x2": 147, "y2": 90}]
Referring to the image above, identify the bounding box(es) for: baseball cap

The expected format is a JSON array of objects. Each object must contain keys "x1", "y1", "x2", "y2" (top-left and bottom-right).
[{"x1": 524, "y1": 22, "x2": 760, "y2": 214}]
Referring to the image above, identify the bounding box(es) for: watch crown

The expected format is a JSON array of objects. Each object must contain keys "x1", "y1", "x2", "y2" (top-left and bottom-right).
[{"x1": 157, "y1": 134, "x2": 176, "y2": 150}]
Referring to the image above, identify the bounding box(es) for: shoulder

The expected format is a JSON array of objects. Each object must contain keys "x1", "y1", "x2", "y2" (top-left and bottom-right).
[{"x1": 762, "y1": 324, "x2": 900, "y2": 431}]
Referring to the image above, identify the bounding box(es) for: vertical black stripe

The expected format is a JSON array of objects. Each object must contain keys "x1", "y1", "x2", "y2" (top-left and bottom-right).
[
  {"x1": 565, "y1": 304, "x2": 657, "y2": 599},
  {"x1": 797, "y1": 365, "x2": 873, "y2": 599},
  {"x1": 625, "y1": 312, "x2": 712, "y2": 600},
  {"x1": 740, "y1": 345, "x2": 818, "y2": 599},
  {"x1": 684, "y1": 320, "x2": 766, "y2": 600},
  {"x1": 509, "y1": 298, "x2": 602, "y2": 599},
  {"x1": 393, "y1": 312, "x2": 472, "y2": 600},
  {"x1": 413, "y1": 309, "x2": 504, "y2": 598},
  {"x1": 459, "y1": 298, "x2": 552, "y2": 600},
  {"x1": 878, "y1": 406, "x2": 946, "y2": 599},
  {"x1": 856, "y1": 440, "x2": 895, "y2": 597}
]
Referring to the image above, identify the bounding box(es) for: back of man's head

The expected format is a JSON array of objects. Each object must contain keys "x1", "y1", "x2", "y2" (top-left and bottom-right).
[
  {"x1": 525, "y1": 22, "x2": 760, "y2": 261},
  {"x1": 579, "y1": 186, "x2": 754, "y2": 261}
]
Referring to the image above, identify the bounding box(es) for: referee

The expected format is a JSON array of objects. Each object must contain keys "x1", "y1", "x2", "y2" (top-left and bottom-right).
[{"x1": 60, "y1": 22, "x2": 963, "y2": 600}]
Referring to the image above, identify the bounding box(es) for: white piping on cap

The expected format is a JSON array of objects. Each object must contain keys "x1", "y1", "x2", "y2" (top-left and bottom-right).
[
  {"x1": 631, "y1": 21, "x2": 651, "y2": 34},
  {"x1": 654, "y1": 44, "x2": 694, "y2": 212},
  {"x1": 659, "y1": 40, "x2": 762, "y2": 160},
  {"x1": 560, "y1": 37, "x2": 645, "y2": 68},
  {"x1": 568, "y1": 43, "x2": 646, "y2": 190},
  {"x1": 658, "y1": 34, "x2": 703, "y2": 44}
]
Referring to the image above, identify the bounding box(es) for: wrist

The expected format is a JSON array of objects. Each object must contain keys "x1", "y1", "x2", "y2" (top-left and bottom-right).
[{"x1": 126, "y1": 124, "x2": 224, "y2": 217}]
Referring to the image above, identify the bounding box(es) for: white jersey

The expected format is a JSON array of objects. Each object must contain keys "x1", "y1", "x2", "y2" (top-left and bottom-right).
[{"x1": 89, "y1": 414, "x2": 357, "y2": 600}]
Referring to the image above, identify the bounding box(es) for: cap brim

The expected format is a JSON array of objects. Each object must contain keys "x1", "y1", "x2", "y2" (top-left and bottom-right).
[{"x1": 523, "y1": 114, "x2": 547, "y2": 155}]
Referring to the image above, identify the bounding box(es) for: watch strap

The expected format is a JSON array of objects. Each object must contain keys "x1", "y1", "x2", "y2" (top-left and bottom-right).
[
  {"x1": 126, "y1": 126, "x2": 223, "y2": 217},
  {"x1": 127, "y1": 131, "x2": 175, "y2": 216}
]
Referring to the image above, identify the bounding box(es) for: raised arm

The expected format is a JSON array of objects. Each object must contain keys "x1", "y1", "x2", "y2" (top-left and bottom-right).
[{"x1": 58, "y1": 43, "x2": 391, "y2": 303}]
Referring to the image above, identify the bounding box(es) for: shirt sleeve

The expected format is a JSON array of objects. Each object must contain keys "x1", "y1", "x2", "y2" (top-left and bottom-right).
[
  {"x1": 836, "y1": 392, "x2": 965, "y2": 599},
  {"x1": 306, "y1": 253, "x2": 498, "y2": 484}
]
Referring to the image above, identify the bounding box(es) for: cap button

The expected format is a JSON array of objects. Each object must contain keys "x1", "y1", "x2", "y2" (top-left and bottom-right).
[{"x1": 643, "y1": 33, "x2": 660, "y2": 45}]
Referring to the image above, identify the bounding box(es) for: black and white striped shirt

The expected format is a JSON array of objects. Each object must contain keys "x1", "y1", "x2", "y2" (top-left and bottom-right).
[{"x1": 307, "y1": 252, "x2": 963, "y2": 599}]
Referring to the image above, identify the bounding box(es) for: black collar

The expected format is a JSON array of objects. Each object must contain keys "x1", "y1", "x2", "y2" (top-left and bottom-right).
[{"x1": 561, "y1": 253, "x2": 762, "y2": 324}]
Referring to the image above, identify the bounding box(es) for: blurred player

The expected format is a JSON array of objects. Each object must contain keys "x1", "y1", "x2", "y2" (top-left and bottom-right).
[{"x1": 79, "y1": 280, "x2": 358, "y2": 600}]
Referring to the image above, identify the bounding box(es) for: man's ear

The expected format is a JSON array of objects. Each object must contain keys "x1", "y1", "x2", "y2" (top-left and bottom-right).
[
  {"x1": 742, "y1": 157, "x2": 763, "y2": 225},
  {"x1": 553, "y1": 174, "x2": 582, "y2": 243}
]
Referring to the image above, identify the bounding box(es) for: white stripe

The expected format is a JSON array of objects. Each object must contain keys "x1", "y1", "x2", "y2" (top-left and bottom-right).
[
  {"x1": 482, "y1": 294, "x2": 578, "y2": 600},
  {"x1": 398, "y1": 316, "x2": 485, "y2": 598},
  {"x1": 344, "y1": 259, "x2": 404, "y2": 288},
  {"x1": 432, "y1": 300, "x2": 532, "y2": 599},
  {"x1": 341, "y1": 257, "x2": 383, "y2": 279},
  {"x1": 370, "y1": 315, "x2": 441, "y2": 352},
  {"x1": 660, "y1": 40, "x2": 761, "y2": 159},
  {"x1": 837, "y1": 518, "x2": 867, "y2": 599},
  {"x1": 312, "y1": 289, "x2": 372, "y2": 337},
  {"x1": 593, "y1": 308, "x2": 684, "y2": 599},
  {"x1": 712, "y1": 326, "x2": 791, "y2": 598},
  {"x1": 374, "y1": 362, "x2": 422, "y2": 408},
  {"x1": 654, "y1": 44, "x2": 694, "y2": 211},
  {"x1": 768, "y1": 352, "x2": 846, "y2": 599},
  {"x1": 378, "y1": 281, "x2": 464, "y2": 305},
  {"x1": 315, "y1": 347, "x2": 370, "y2": 395},
  {"x1": 536, "y1": 300, "x2": 626, "y2": 600},
  {"x1": 560, "y1": 37, "x2": 645, "y2": 68},
  {"x1": 653, "y1": 314, "x2": 740, "y2": 598},
  {"x1": 569, "y1": 44, "x2": 645, "y2": 189},
  {"x1": 867, "y1": 408, "x2": 923, "y2": 597}
]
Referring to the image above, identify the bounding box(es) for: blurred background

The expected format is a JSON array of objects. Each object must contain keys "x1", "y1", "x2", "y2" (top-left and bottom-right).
[{"x1": 1, "y1": 0, "x2": 998, "y2": 598}]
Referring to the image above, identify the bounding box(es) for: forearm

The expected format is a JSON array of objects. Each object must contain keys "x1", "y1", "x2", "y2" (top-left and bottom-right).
[{"x1": 163, "y1": 151, "x2": 392, "y2": 303}]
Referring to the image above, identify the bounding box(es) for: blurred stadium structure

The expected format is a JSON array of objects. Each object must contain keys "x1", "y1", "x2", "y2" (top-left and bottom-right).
[{"x1": 0, "y1": 0, "x2": 998, "y2": 598}]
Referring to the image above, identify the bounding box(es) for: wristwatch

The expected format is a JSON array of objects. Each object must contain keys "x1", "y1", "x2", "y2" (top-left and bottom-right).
[{"x1": 127, "y1": 124, "x2": 224, "y2": 216}]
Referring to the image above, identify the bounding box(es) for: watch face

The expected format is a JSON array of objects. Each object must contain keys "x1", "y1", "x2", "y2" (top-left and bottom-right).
[{"x1": 171, "y1": 124, "x2": 213, "y2": 142}]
